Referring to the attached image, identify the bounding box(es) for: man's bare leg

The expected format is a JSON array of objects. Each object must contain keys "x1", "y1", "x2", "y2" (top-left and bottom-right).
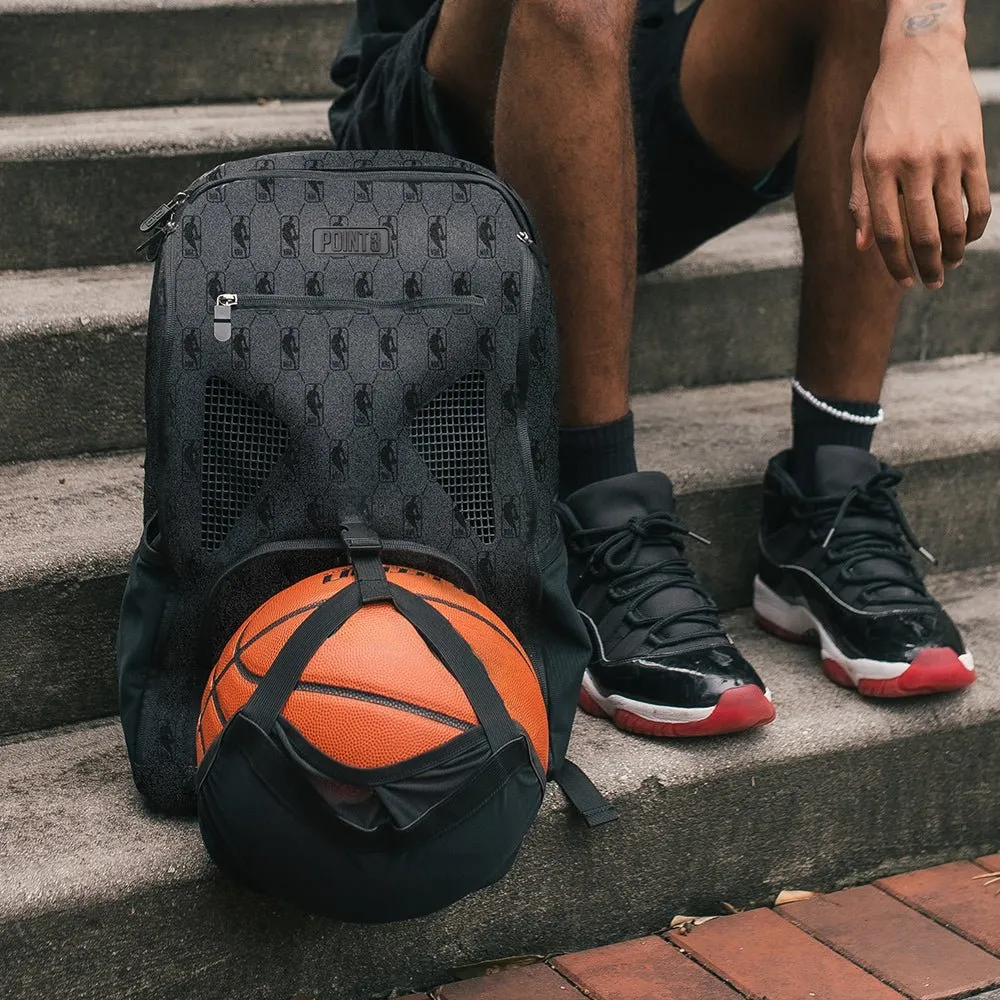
[
  {"x1": 681, "y1": 0, "x2": 899, "y2": 407},
  {"x1": 427, "y1": 0, "x2": 638, "y2": 429}
]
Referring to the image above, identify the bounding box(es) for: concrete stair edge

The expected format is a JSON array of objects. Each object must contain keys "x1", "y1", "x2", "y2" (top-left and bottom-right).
[
  {"x1": 3, "y1": 199, "x2": 1000, "y2": 465},
  {"x1": 1, "y1": 353, "x2": 999, "y2": 739},
  {"x1": 3, "y1": 563, "x2": 1000, "y2": 999}
]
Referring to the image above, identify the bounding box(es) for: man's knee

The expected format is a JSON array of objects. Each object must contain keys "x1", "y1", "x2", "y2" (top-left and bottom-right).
[{"x1": 511, "y1": 0, "x2": 638, "y2": 61}]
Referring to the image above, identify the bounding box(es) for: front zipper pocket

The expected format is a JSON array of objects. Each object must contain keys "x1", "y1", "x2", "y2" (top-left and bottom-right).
[{"x1": 213, "y1": 294, "x2": 485, "y2": 342}]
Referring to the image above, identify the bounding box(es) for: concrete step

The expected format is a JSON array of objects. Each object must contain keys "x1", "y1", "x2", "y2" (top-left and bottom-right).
[
  {"x1": 2, "y1": 72, "x2": 1000, "y2": 270},
  {"x1": 3, "y1": 198, "x2": 1000, "y2": 465},
  {"x1": 0, "y1": 100, "x2": 331, "y2": 271},
  {"x1": 1, "y1": 0, "x2": 998, "y2": 115},
  {"x1": 1, "y1": 353, "x2": 997, "y2": 740},
  {"x1": 3, "y1": 562, "x2": 999, "y2": 1000},
  {"x1": 0, "y1": 0, "x2": 352, "y2": 115}
]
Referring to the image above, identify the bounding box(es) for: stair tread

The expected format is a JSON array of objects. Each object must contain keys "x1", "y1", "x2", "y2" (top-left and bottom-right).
[
  {"x1": 3, "y1": 352, "x2": 997, "y2": 591},
  {"x1": 4, "y1": 190, "x2": 999, "y2": 342},
  {"x1": 0, "y1": 99, "x2": 332, "y2": 160},
  {"x1": 2, "y1": 561, "x2": 998, "y2": 919}
]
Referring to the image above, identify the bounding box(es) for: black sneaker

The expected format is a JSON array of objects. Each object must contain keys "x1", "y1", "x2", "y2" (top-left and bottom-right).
[
  {"x1": 754, "y1": 445, "x2": 975, "y2": 697},
  {"x1": 558, "y1": 472, "x2": 775, "y2": 737}
]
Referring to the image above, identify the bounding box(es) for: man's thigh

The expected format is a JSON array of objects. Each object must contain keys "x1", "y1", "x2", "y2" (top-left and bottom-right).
[{"x1": 632, "y1": 0, "x2": 809, "y2": 273}]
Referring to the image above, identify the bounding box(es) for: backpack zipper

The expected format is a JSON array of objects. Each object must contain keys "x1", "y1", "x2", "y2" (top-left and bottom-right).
[
  {"x1": 138, "y1": 166, "x2": 544, "y2": 264},
  {"x1": 213, "y1": 293, "x2": 484, "y2": 342}
]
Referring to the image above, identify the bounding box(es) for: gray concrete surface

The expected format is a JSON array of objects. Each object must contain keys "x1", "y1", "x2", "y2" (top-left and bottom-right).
[
  {"x1": 1, "y1": 80, "x2": 998, "y2": 269},
  {"x1": 1, "y1": 354, "x2": 998, "y2": 738},
  {"x1": 1, "y1": 565, "x2": 998, "y2": 1000},
  {"x1": 0, "y1": 0, "x2": 996, "y2": 117},
  {"x1": 0, "y1": 101, "x2": 330, "y2": 270},
  {"x1": 4, "y1": 196, "x2": 1000, "y2": 464},
  {"x1": 0, "y1": 1, "x2": 350, "y2": 114}
]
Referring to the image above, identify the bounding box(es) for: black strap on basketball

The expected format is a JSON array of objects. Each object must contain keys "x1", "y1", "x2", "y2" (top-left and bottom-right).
[
  {"x1": 238, "y1": 521, "x2": 524, "y2": 758},
  {"x1": 554, "y1": 759, "x2": 619, "y2": 827}
]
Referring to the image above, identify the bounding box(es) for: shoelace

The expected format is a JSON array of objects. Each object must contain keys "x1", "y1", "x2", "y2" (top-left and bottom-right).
[
  {"x1": 557, "y1": 508, "x2": 727, "y2": 650},
  {"x1": 798, "y1": 468, "x2": 936, "y2": 608}
]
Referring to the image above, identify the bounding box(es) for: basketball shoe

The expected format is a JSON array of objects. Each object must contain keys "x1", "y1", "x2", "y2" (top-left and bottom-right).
[
  {"x1": 754, "y1": 445, "x2": 975, "y2": 697},
  {"x1": 557, "y1": 472, "x2": 775, "y2": 737}
]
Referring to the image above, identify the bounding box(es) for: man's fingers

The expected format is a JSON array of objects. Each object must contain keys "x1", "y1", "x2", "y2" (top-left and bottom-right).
[
  {"x1": 849, "y1": 138, "x2": 874, "y2": 251},
  {"x1": 963, "y1": 160, "x2": 992, "y2": 243},
  {"x1": 934, "y1": 168, "x2": 967, "y2": 270},
  {"x1": 864, "y1": 157, "x2": 913, "y2": 286},
  {"x1": 898, "y1": 171, "x2": 944, "y2": 288}
]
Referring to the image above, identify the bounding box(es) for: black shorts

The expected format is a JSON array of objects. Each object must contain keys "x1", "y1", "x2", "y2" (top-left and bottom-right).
[{"x1": 328, "y1": 0, "x2": 797, "y2": 275}]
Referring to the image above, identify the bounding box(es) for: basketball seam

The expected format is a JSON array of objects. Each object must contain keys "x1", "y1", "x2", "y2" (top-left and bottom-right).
[
  {"x1": 229, "y1": 642, "x2": 476, "y2": 732},
  {"x1": 421, "y1": 594, "x2": 533, "y2": 672}
]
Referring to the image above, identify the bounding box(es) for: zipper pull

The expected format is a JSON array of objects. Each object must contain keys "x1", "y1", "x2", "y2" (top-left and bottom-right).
[
  {"x1": 135, "y1": 219, "x2": 176, "y2": 260},
  {"x1": 516, "y1": 231, "x2": 534, "y2": 246},
  {"x1": 139, "y1": 191, "x2": 188, "y2": 233},
  {"x1": 214, "y1": 294, "x2": 238, "y2": 342}
]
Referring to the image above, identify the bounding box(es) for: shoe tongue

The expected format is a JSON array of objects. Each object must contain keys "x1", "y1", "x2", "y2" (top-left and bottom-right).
[
  {"x1": 812, "y1": 445, "x2": 881, "y2": 496},
  {"x1": 563, "y1": 472, "x2": 676, "y2": 529}
]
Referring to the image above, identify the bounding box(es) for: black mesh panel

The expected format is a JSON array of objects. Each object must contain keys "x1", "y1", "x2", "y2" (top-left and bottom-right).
[
  {"x1": 411, "y1": 372, "x2": 496, "y2": 544},
  {"x1": 201, "y1": 377, "x2": 290, "y2": 550}
]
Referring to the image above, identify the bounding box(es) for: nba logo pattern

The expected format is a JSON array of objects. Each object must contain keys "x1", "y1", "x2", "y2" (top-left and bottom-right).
[
  {"x1": 182, "y1": 215, "x2": 201, "y2": 258},
  {"x1": 231, "y1": 216, "x2": 250, "y2": 258},
  {"x1": 254, "y1": 159, "x2": 275, "y2": 202},
  {"x1": 378, "y1": 439, "x2": 398, "y2": 482},
  {"x1": 329, "y1": 328, "x2": 349, "y2": 370},
  {"x1": 477, "y1": 215, "x2": 496, "y2": 258},
  {"x1": 231, "y1": 328, "x2": 250, "y2": 371},
  {"x1": 502, "y1": 272, "x2": 521, "y2": 314},
  {"x1": 427, "y1": 329, "x2": 447, "y2": 371},
  {"x1": 354, "y1": 383, "x2": 374, "y2": 426},
  {"x1": 428, "y1": 216, "x2": 447, "y2": 258},
  {"x1": 304, "y1": 384, "x2": 324, "y2": 426},
  {"x1": 403, "y1": 497, "x2": 423, "y2": 539},
  {"x1": 182, "y1": 328, "x2": 202, "y2": 370},
  {"x1": 280, "y1": 327, "x2": 300, "y2": 370},
  {"x1": 206, "y1": 272, "x2": 224, "y2": 310},
  {"x1": 379, "y1": 327, "x2": 398, "y2": 370},
  {"x1": 305, "y1": 272, "x2": 324, "y2": 296},
  {"x1": 330, "y1": 440, "x2": 349, "y2": 482},
  {"x1": 403, "y1": 272, "x2": 422, "y2": 301},
  {"x1": 281, "y1": 216, "x2": 300, "y2": 258}
]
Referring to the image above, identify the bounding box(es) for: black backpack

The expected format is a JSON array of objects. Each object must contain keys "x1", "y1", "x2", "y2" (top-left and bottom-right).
[{"x1": 117, "y1": 149, "x2": 615, "y2": 920}]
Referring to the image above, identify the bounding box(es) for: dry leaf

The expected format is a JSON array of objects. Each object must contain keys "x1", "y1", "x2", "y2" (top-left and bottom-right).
[
  {"x1": 449, "y1": 954, "x2": 544, "y2": 980},
  {"x1": 775, "y1": 890, "x2": 818, "y2": 905}
]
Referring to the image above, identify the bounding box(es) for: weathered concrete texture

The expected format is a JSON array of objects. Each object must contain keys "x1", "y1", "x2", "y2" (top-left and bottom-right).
[
  {"x1": 632, "y1": 195, "x2": 1000, "y2": 393},
  {"x1": 0, "y1": 0, "x2": 997, "y2": 118},
  {"x1": 1, "y1": 354, "x2": 998, "y2": 739},
  {"x1": 1, "y1": 566, "x2": 999, "y2": 1000},
  {"x1": 0, "y1": 1, "x2": 351, "y2": 113},
  {"x1": 0, "y1": 266, "x2": 149, "y2": 462},
  {"x1": 5, "y1": 196, "x2": 1000, "y2": 464},
  {"x1": 0, "y1": 101, "x2": 331, "y2": 269},
  {"x1": 1, "y1": 80, "x2": 999, "y2": 269}
]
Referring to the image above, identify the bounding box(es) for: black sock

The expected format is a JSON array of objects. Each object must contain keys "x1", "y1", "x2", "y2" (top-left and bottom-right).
[
  {"x1": 791, "y1": 388, "x2": 880, "y2": 494},
  {"x1": 558, "y1": 412, "x2": 638, "y2": 498}
]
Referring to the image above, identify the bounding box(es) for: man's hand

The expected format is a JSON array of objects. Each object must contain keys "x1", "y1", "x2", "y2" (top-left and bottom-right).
[{"x1": 849, "y1": 0, "x2": 990, "y2": 289}]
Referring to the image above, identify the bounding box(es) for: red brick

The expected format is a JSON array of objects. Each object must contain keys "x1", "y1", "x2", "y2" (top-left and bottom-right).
[
  {"x1": 780, "y1": 884, "x2": 1000, "y2": 999},
  {"x1": 436, "y1": 963, "x2": 581, "y2": 999},
  {"x1": 667, "y1": 907, "x2": 902, "y2": 1000},
  {"x1": 554, "y1": 935, "x2": 739, "y2": 1000},
  {"x1": 878, "y1": 861, "x2": 1000, "y2": 956}
]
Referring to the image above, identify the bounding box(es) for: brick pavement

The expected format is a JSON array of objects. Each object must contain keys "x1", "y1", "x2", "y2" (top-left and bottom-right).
[{"x1": 405, "y1": 853, "x2": 1000, "y2": 1000}]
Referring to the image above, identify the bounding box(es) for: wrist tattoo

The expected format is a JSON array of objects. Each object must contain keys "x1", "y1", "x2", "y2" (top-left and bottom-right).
[{"x1": 903, "y1": 1, "x2": 950, "y2": 35}]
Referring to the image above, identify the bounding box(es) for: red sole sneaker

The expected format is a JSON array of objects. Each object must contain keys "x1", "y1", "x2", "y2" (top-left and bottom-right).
[
  {"x1": 578, "y1": 682, "x2": 776, "y2": 738},
  {"x1": 821, "y1": 647, "x2": 977, "y2": 698}
]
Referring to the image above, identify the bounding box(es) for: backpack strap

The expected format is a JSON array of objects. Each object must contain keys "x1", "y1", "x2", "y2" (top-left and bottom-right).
[
  {"x1": 240, "y1": 520, "x2": 527, "y2": 760},
  {"x1": 554, "y1": 759, "x2": 619, "y2": 827}
]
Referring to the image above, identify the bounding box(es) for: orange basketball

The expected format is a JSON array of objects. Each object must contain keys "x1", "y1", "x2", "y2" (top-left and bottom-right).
[{"x1": 197, "y1": 565, "x2": 549, "y2": 773}]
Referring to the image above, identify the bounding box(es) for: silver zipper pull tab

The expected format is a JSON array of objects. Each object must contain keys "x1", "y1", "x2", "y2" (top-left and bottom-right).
[
  {"x1": 516, "y1": 230, "x2": 534, "y2": 246},
  {"x1": 139, "y1": 191, "x2": 188, "y2": 233},
  {"x1": 214, "y1": 294, "x2": 237, "y2": 342}
]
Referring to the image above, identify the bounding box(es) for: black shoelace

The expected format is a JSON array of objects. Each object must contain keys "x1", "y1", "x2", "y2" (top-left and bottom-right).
[
  {"x1": 558, "y1": 508, "x2": 727, "y2": 650},
  {"x1": 797, "y1": 468, "x2": 936, "y2": 609}
]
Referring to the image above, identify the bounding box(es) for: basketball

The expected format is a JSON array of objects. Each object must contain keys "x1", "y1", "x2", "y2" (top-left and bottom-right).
[{"x1": 196, "y1": 564, "x2": 549, "y2": 774}]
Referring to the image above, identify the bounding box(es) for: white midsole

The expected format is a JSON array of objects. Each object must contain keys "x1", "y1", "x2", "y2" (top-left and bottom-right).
[
  {"x1": 752, "y1": 576, "x2": 975, "y2": 683},
  {"x1": 581, "y1": 669, "x2": 772, "y2": 723}
]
